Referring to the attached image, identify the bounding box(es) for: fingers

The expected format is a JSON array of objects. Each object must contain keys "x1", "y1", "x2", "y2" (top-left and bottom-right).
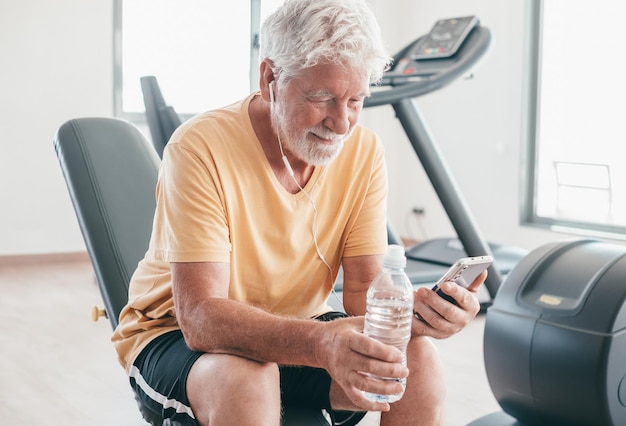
[
  {"x1": 325, "y1": 317, "x2": 405, "y2": 364},
  {"x1": 411, "y1": 284, "x2": 480, "y2": 338},
  {"x1": 467, "y1": 270, "x2": 488, "y2": 292},
  {"x1": 321, "y1": 319, "x2": 409, "y2": 411},
  {"x1": 339, "y1": 370, "x2": 405, "y2": 412},
  {"x1": 346, "y1": 331, "x2": 409, "y2": 383},
  {"x1": 412, "y1": 295, "x2": 457, "y2": 339},
  {"x1": 438, "y1": 281, "x2": 481, "y2": 312},
  {"x1": 329, "y1": 359, "x2": 406, "y2": 412},
  {"x1": 428, "y1": 279, "x2": 481, "y2": 313}
]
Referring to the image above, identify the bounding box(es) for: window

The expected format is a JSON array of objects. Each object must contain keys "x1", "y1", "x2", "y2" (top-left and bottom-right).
[
  {"x1": 523, "y1": 0, "x2": 626, "y2": 236},
  {"x1": 113, "y1": 0, "x2": 282, "y2": 119}
]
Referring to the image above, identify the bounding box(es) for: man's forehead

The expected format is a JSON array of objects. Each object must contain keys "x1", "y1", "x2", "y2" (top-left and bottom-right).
[{"x1": 289, "y1": 68, "x2": 371, "y2": 96}]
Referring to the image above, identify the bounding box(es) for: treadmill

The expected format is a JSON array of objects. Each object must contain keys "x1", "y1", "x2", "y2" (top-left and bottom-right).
[{"x1": 362, "y1": 17, "x2": 527, "y2": 305}]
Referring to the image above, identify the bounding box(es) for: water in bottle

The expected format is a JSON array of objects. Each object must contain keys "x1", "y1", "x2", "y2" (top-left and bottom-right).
[{"x1": 362, "y1": 244, "x2": 414, "y2": 403}]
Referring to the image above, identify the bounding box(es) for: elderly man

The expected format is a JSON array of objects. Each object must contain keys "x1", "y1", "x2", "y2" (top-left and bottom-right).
[{"x1": 112, "y1": 0, "x2": 483, "y2": 424}]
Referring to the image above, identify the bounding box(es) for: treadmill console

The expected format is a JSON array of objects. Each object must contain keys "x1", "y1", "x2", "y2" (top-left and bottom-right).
[
  {"x1": 379, "y1": 16, "x2": 480, "y2": 86},
  {"x1": 411, "y1": 16, "x2": 479, "y2": 60}
]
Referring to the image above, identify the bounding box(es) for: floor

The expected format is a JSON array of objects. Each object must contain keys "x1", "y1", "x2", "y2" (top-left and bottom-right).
[{"x1": 0, "y1": 256, "x2": 500, "y2": 425}]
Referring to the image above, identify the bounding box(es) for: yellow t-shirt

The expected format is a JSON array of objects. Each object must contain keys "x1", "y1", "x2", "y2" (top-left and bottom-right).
[{"x1": 112, "y1": 93, "x2": 388, "y2": 371}]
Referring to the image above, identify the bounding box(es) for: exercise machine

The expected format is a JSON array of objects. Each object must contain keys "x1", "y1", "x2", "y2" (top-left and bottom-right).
[{"x1": 474, "y1": 238, "x2": 626, "y2": 425}]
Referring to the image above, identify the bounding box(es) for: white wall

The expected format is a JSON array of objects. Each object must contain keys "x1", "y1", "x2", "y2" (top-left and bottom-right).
[
  {"x1": 0, "y1": 0, "x2": 611, "y2": 257},
  {"x1": 0, "y1": 0, "x2": 113, "y2": 255}
]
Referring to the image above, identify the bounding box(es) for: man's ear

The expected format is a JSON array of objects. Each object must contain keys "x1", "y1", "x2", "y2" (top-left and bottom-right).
[{"x1": 259, "y1": 59, "x2": 276, "y2": 103}]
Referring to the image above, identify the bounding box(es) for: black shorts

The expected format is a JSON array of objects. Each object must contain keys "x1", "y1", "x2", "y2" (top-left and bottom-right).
[{"x1": 130, "y1": 311, "x2": 367, "y2": 426}]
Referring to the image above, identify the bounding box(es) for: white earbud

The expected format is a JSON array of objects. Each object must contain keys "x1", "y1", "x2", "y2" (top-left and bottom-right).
[
  {"x1": 282, "y1": 155, "x2": 294, "y2": 176},
  {"x1": 269, "y1": 81, "x2": 275, "y2": 104}
]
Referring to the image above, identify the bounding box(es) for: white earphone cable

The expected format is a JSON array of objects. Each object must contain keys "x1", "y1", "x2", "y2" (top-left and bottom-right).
[
  {"x1": 279, "y1": 136, "x2": 340, "y2": 303},
  {"x1": 271, "y1": 82, "x2": 341, "y2": 305}
]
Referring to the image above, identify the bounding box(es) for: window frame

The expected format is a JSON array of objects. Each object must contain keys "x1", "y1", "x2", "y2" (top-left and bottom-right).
[
  {"x1": 112, "y1": 0, "x2": 265, "y2": 123},
  {"x1": 520, "y1": 0, "x2": 626, "y2": 239}
]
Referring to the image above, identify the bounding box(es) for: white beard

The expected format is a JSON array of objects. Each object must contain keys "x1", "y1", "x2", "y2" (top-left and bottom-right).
[{"x1": 270, "y1": 101, "x2": 350, "y2": 166}]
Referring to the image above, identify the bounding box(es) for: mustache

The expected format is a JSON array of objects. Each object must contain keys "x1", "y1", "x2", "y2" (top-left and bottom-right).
[{"x1": 309, "y1": 127, "x2": 350, "y2": 142}]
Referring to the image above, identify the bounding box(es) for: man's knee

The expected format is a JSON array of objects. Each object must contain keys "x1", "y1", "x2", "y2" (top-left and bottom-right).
[
  {"x1": 406, "y1": 337, "x2": 446, "y2": 398},
  {"x1": 188, "y1": 354, "x2": 281, "y2": 425},
  {"x1": 222, "y1": 355, "x2": 280, "y2": 389},
  {"x1": 381, "y1": 338, "x2": 446, "y2": 425},
  {"x1": 407, "y1": 336, "x2": 440, "y2": 364}
]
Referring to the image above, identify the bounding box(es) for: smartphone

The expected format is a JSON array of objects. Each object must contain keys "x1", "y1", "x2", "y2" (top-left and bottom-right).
[{"x1": 431, "y1": 255, "x2": 493, "y2": 304}]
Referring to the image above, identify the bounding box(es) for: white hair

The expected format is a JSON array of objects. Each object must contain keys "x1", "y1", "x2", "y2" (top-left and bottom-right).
[{"x1": 259, "y1": 0, "x2": 392, "y2": 84}]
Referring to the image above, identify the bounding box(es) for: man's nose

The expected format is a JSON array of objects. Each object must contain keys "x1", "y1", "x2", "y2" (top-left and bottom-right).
[{"x1": 325, "y1": 104, "x2": 352, "y2": 135}]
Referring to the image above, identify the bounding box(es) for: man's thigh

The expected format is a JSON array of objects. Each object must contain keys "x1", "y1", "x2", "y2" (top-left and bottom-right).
[{"x1": 130, "y1": 330, "x2": 203, "y2": 424}]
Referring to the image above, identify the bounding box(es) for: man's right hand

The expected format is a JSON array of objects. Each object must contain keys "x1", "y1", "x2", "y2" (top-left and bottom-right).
[{"x1": 315, "y1": 316, "x2": 409, "y2": 412}]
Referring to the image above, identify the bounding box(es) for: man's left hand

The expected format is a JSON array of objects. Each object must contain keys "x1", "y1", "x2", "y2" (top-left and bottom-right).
[{"x1": 411, "y1": 270, "x2": 486, "y2": 339}]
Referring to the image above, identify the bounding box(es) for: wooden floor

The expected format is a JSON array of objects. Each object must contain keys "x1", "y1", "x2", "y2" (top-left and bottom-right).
[{"x1": 0, "y1": 256, "x2": 500, "y2": 425}]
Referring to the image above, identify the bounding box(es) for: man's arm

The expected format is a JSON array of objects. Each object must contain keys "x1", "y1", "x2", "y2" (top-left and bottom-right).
[
  {"x1": 171, "y1": 260, "x2": 407, "y2": 411},
  {"x1": 172, "y1": 261, "x2": 323, "y2": 365},
  {"x1": 340, "y1": 254, "x2": 383, "y2": 316}
]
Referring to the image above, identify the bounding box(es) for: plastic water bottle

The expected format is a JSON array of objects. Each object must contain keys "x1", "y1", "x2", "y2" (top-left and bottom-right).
[{"x1": 362, "y1": 244, "x2": 414, "y2": 403}]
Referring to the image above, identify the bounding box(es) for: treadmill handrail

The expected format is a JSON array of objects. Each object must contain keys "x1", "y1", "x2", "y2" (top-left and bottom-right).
[{"x1": 364, "y1": 26, "x2": 492, "y2": 108}]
